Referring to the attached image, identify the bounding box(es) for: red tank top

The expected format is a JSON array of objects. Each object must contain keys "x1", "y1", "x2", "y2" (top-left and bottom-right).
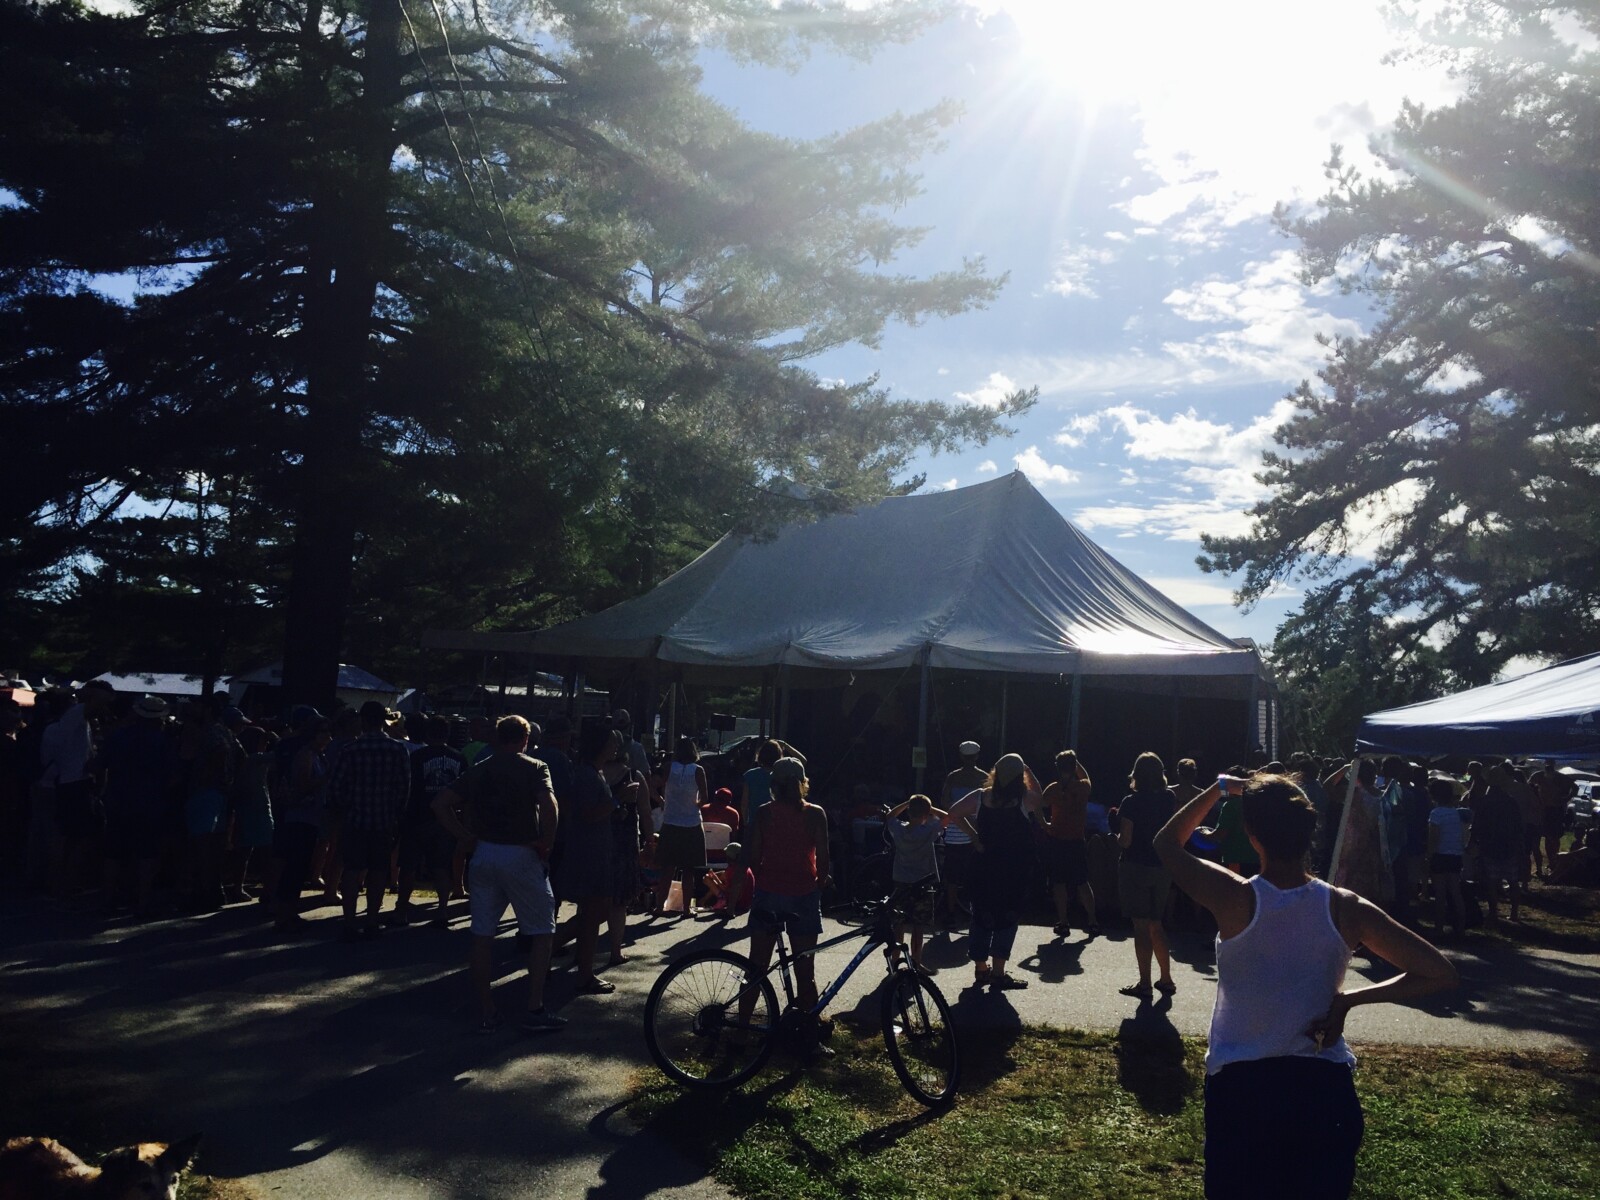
[{"x1": 755, "y1": 802, "x2": 818, "y2": 897}]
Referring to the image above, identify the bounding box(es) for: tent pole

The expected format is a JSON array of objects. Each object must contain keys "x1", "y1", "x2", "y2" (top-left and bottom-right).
[
  {"x1": 999, "y1": 678, "x2": 1009, "y2": 749},
  {"x1": 777, "y1": 662, "x2": 790, "y2": 740},
  {"x1": 915, "y1": 645, "x2": 931, "y2": 793},
  {"x1": 1247, "y1": 674, "x2": 1260, "y2": 759},
  {"x1": 667, "y1": 678, "x2": 678, "y2": 749},
  {"x1": 1069, "y1": 671, "x2": 1082, "y2": 748}
]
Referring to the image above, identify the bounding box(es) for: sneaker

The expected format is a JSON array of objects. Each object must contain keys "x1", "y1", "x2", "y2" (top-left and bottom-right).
[
  {"x1": 522, "y1": 1008, "x2": 568, "y2": 1033},
  {"x1": 473, "y1": 1015, "x2": 501, "y2": 1036}
]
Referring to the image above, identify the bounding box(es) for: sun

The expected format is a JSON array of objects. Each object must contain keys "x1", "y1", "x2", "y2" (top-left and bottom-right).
[{"x1": 990, "y1": 1, "x2": 1323, "y2": 108}]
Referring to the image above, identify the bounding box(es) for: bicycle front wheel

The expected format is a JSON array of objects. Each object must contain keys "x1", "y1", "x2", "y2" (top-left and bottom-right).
[
  {"x1": 644, "y1": 949, "x2": 779, "y2": 1089},
  {"x1": 880, "y1": 968, "x2": 959, "y2": 1107}
]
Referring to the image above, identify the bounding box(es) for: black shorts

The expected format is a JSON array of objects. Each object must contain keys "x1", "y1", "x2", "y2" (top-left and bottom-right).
[
  {"x1": 1430, "y1": 853, "x2": 1463, "y2": 875},
  {"x1": 941, "y1": 841, "x2": 973, "y2": 887},
  {"x1": 400, "y1": 817, "x2": 455, "y2": 876},
  {"x1": 1205, "y1": 1057, "x2": 1362, "y2": 1200},
  {"x1": 342, "y1": 826, "x2": 397, "y2": 876},
  {"x1": 1042, "y1": 838, "x2": 1089, "y2": 888},
  {"x1": 53, "y1": 780, "x2": 103, "y2": 841}
]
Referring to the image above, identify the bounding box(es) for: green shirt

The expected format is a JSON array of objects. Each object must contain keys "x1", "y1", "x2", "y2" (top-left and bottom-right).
[{"x1": 459, "y1": 752, "x2": 551, "y2": 846}]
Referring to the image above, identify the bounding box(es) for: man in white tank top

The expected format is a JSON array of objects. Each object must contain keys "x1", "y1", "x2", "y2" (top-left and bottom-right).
[{"x1": 1153, "y1": 771, "x2": 1457, "y2": 1199}]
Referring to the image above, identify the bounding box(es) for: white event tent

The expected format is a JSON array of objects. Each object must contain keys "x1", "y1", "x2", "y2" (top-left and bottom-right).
[{"x1": 428, "y1": 473, "x2": 1274, "y2": 784}]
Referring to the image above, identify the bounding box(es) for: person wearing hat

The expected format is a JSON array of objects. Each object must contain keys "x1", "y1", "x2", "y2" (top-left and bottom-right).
[
  {"x1": 737, "y1": 756, "x2": 831, "y2": 1041},
  {"x1": 701, "y1": 786, "x2": 741, "y2": 839},
  {"x1": 328, "y1": 699, "x2": 414, "y2": 939},
  {"x1": 94, "y1": 695, "x2": 176, "y2": 915},
  {"x1": 952, "y1": 752, "x2": 1041, "y2": 990},
  {"x1": 937, "y1": 740, "x2": 987, "y2": 928}
]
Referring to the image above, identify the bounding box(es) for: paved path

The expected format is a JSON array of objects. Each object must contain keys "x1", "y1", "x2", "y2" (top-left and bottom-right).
[{"x1": 1, "y1": 896, "x2": 1595, "y2": 1198}]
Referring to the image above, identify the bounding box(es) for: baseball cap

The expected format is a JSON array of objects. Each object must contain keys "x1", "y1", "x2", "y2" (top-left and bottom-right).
[
  {"x1": 993, "y1": 753, "x2": 1025, "y2": 786},
  {"x1": 958, "y1": 740, "x2": 980, "y2": 757},
  {"x1": 770, "y1": 757, "x2": 806, "y2": 785},
  {"x1": 133, "y1": 695, "x2": 169, "y2": 720}
]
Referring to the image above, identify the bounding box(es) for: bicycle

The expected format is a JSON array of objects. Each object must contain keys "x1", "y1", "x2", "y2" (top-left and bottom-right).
[
  {"x1": 642, "y1": 879, "x2": 960, "y2": 1107},
  {"x1": 852, "y1": 823, "x2": 971, "y2": 927}
]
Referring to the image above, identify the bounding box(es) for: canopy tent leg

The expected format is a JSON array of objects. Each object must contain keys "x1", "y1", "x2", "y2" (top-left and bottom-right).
[
  {"x1": 1069, "y1": 671, "x2": 1082, "y2": 748},
  {"x1": 999, "y1": 678, "x2": 1009, "y2": 751},
  {"x1": 666, "y1": 678, "x2": 678, "y2": 750},
  {"x1": 915, "y1": 645, "x2": 931, "y2": 793},
  {"x1": 1247, "y1": 674, "x2": 1260, "y2": 760},
  {"x1": 777, "y1": 661, "x2": 791, "y2": 741}
]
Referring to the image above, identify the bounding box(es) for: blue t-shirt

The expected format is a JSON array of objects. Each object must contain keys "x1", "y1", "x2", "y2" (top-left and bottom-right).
[{"x1": 741, "y1": 766, "x2": 772, "y2": 819}]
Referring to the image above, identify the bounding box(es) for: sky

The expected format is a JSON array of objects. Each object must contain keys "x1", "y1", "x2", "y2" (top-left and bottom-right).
[{"x1": 695, "y1": 0, "x2": 1466, "y2": 648}]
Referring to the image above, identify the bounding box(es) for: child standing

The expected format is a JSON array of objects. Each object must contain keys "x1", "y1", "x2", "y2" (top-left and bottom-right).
[{"x1": 885, "y1": 794, "x2": 953, "y2": 973}]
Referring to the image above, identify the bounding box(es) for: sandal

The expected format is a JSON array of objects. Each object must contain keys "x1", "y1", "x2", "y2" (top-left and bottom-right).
[
  {"x1": 1118, "y1": 982, "x2": 1153, "y2": 999},
  {"x1": 991, "y1": 973, "x2": 1030, "y2": 991},
  {"x1": 1154, "y1": 980, "x2": 1178, "y2": 996},
  {"x1": 576, "y1": 977, "x2": 616, "y2": 995}
]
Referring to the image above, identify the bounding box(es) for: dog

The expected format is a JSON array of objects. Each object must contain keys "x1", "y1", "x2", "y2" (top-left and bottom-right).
[{"x1": 0, "y1": 1134, "x2": 200, "y2": 1200}]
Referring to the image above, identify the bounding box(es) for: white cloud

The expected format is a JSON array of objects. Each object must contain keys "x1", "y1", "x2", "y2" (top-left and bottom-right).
[
  {"x1": 954, "y1": 371, "x2": 1019, "y2": 408},
  {"x1": 1069, "y1": 400, "x2": 1299, "y2": 541},
  {"x1": 1014, "y1": 445, "x2": 1080, "y2": 489},
  {"x1": 939, "y1": 478, "x2": 960, "y2": 491},
  {"x1": 977, "y1": 459, "x2": 998, "y2": 474},
  {"x1": 937, "y1": 366, "x2": 950, "y2": 375},
  {"x1": 1101, "y1": 397, "x2": 1298, "y2": 468},
  {"x1": 1118, "y1": 468, "x2": 1141, "y2": 486},
  {"x1": 1160, "y1": 251, "x2": 1363, "y2": 380},
  {"x1": 1073, "y1": 498, "x2": 1256, "y2": 543},
  {"x1": 1047, "y1": 243, "x2": 1117, "y2": 299},
  {"x1": 991, "y1": 254, "x2": 1360, "y2": 399},
  {"x1": 1144, "y1": 576, "x2": 1300, "y2": 607},
  {"x1": 1143, "y1": 576, "x2": 1240, "y2": 607},
  {"x1": 1052, "y1": 412, "x2": 1103, "y2": 448}
]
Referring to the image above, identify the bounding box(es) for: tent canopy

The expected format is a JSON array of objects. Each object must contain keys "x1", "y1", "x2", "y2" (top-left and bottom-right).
[
  {"x1": 429, "y1": 472, "x2": 1264, "y2": 681},
  {"x1": 1357, "y1": 651, "x2": 1600, "y2": 761}
]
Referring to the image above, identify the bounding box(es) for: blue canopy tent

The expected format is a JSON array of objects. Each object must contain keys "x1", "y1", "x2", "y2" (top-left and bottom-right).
[{"x1": 1357, "y1": 652, "x2": 1600, "y2": 761}]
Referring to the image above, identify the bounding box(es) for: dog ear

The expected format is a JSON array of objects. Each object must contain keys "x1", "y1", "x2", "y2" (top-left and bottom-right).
[
  {"x1": 99, "y1": 1145, "x2": 145, "y2": 1174},
  {"x1": 157, "y1": 1134, "x2": 201, "y2": 1174}
]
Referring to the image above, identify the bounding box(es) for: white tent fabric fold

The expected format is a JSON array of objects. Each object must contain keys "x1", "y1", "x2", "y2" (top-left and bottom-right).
[{"x1": 469, "y1": 472, "x2": 1261, "y2": 679}]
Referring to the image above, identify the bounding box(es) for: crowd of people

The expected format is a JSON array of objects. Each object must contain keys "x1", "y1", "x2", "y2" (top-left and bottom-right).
[{"x1": 9, "y1": 681, "x2": 1598, "y2": 1196}]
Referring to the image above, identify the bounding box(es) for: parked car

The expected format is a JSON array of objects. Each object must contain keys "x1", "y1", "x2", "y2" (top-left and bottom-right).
[{"x1": 1569, "y1": 781, "x2": 1598, "y2": 833}]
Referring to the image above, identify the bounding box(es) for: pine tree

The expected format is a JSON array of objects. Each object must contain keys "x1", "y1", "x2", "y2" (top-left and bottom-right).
[
  {"x1": 0, "y1": 0, "x2": 1028, "y2": 703},
  {"x1": 1199, "y1": 0, "x2": 1600, "y2": 685}
]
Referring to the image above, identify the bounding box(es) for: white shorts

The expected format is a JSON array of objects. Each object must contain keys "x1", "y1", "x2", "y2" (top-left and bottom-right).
[{"x1": 469, "y1": 842, "x2": 556, "y2": 937}]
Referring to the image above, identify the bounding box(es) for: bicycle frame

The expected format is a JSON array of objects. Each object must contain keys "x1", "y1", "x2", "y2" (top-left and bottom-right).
[
  {"x1": 769, "y1": 922, "x2": 892, "y2": 1017},
  {"x1": 762, "y1": 881, "x2": 932, "y2": 1018}
]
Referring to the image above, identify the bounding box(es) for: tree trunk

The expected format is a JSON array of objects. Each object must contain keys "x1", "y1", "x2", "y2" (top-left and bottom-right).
[{"x1": 279, "y1": 0, "x2": 402, "y2": 711}]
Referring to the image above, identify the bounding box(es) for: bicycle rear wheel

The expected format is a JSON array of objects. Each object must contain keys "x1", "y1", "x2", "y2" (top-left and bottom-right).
[
  {"x1": 880, "y1": 968, "x2": 959, "y2": 1107},
  {"x1": 644, "y1": 949, "x2": 779, "y2": 1089}
]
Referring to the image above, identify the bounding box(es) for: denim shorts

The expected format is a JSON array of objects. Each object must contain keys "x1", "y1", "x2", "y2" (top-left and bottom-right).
[
  {"x1": 469, "y1": 842, "x2": 556, "y2": 937},
  {"x1": 750, "y1": 889, "x2": 823, "y2": 937}
]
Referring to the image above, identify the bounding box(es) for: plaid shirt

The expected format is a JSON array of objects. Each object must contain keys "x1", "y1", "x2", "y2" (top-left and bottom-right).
[{"x1": 329, "y1": 732, "x2": 412, "y2": 832}]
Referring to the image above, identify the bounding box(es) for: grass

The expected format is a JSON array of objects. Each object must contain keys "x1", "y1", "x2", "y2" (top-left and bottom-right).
[{"x1": 628, "y1": 1027, "x2": 1600, "y2": 1199}]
